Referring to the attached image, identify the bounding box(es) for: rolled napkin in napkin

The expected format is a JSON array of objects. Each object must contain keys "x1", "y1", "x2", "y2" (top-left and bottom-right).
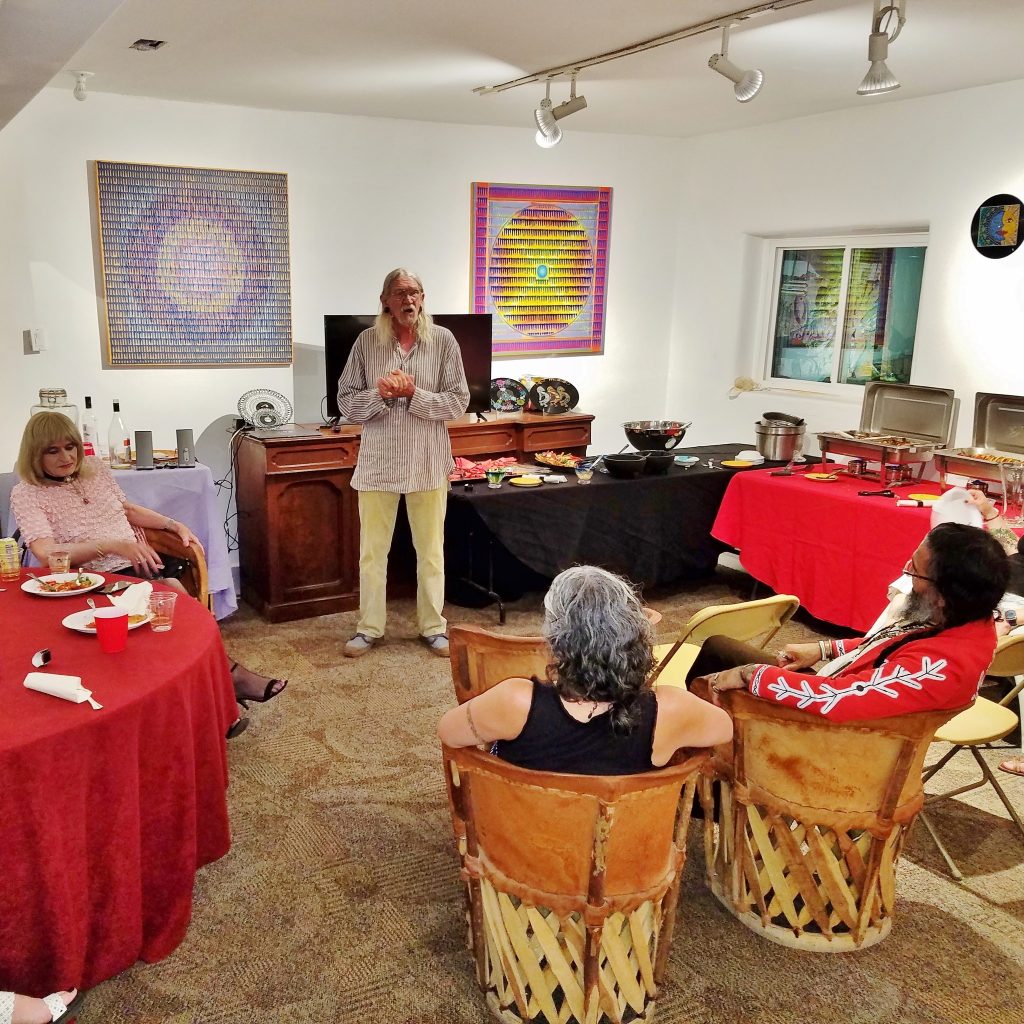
[
  {"x1": 109, "y1": 581, "x2": 153, "y2": 617},
  {"x1": 24, "y1": 671, "x2": 92, "y2": 703}
]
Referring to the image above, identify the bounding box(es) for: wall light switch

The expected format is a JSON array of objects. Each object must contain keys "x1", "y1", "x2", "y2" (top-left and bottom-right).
[{"x1": 22, "y1": 328, "x2": 46, "y2": 354}]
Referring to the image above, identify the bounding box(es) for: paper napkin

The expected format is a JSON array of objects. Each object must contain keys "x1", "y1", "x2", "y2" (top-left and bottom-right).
[
  {"x1": 109, "y1": 581, "x2": 153, "y2": 617},
  {"x1": 24, "y1": 672, "x2": 92, "y2": 703}
]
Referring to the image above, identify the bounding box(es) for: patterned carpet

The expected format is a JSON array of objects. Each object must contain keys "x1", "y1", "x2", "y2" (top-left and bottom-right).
[{"x1": 78, "y1": 571, "x2": 1024, "y2": 1024}]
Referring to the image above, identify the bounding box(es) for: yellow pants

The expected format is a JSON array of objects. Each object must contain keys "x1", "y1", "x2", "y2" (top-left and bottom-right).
[{"x1": 356, "y1": 486, "x2": 448, "y2": 639}]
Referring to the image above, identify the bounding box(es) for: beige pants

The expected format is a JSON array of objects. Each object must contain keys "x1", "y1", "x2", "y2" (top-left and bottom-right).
[{"x1": 356, "y1": 486, "x2": 448, "y2": 639}]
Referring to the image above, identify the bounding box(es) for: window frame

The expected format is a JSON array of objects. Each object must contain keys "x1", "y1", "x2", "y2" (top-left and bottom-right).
[{"x1": 754, "y1": 231, "x2": 929, "y2": 399}]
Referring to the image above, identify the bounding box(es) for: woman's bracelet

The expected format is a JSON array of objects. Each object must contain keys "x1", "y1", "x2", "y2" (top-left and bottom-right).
[
  {"x1": 95, "y1": 542, "x2": 106, "y2": 558},
  {"x1": 983, "y1": 509, "x2": 1000, "y2": 522},
  {"x1": 819, "y1": 640, "x2": 831, "y2": 661},
  {"x1": 163, "y1": 517, "x2": 176, "y2": 531},
  {"x1": 465, "y1": 702, "x2": 486, "y2": 745}
]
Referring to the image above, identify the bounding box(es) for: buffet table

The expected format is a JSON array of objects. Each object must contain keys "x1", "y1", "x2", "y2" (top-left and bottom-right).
[
  {"x1": 446, "y1": 444, "x2": 768, "y2": 615},
  {"x1": 0, "y1": 573, "x2": 237, "y2": 993},
  {"x1": 8, "y1": 464, "x2": 237, "y2": 621},
  {"x1": 712, "y1": 469, "x2": 1003, "y2": 632}
]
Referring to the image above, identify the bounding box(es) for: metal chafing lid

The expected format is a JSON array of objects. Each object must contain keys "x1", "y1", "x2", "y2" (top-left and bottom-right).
[
  {"x1": 858, "y1": 382, "x2": 959, "y2": 446},
  {"x1": 973, "y1": 392, "x2": 1024, "y2": 454}
]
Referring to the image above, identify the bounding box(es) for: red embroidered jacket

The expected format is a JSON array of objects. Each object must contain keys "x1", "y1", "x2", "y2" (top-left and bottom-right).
[{"x1": 747, "y1": 618, "x2": 997, "y2": 721}]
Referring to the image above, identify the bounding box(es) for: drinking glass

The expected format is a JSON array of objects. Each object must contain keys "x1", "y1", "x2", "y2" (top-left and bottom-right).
[
  {"x1": 1000, "y1": 462, "x2": 1024, "y2": 526},
  {"x1": 149, "y1": 592, "x2": 178, "y2": 632},
  {"x1": 48, "y1": 549, "x2": 72, "y2": 574},
  {"x1": 575, "y1": 465, "x2": 594, "y2": 485},
  {"x1": 485, "y1": 468, "x2": 504, "y2": 489}
]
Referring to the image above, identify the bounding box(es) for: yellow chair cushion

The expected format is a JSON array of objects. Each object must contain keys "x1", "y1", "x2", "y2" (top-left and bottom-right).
[
  {"x1": 933, "y1": 697, "x2": 1019, "y2": 745},
  {"x1": 653, "y1": 642, "x2": 702, "y2": 689}
]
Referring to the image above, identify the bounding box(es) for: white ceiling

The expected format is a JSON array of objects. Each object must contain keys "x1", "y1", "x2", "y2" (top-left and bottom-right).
[{"x1": 3, "y1": 0, "x2": 1024, "y2": 138}]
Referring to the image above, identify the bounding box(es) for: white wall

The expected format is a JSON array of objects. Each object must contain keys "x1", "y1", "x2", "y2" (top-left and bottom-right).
[
  {"x1": 669, "y1": 78, "x2": 1024, "y2": 449},
  {"x1": 0, "y1": 90, "x2": 683, "y2": 473}
]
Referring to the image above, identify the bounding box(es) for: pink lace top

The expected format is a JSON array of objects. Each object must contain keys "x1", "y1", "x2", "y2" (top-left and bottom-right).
[{"x1": 11, "y1": 457, "x2": 139, "y2": 573}]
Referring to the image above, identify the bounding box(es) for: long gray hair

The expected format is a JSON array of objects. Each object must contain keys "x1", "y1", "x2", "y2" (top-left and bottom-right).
[
  {"x1": 374, "y1": 267, "x2": 434, "y2": 342},
  {"x1": 542, "y1": 565, "x2": 655, "y2": 732}
]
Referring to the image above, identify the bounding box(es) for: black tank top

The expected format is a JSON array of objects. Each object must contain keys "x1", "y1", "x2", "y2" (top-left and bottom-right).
[{"x1": 493, "y1": 679, "x2": 658, "y2": 775}]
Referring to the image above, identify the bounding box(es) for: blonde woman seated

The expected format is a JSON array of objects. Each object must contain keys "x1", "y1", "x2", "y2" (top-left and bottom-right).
[
  {"x1": 438, "y1": 565, "x2": 732, "y2": 774},
  {"x1": 11, "y1": 412, "x2": 286, "y2": 734}
]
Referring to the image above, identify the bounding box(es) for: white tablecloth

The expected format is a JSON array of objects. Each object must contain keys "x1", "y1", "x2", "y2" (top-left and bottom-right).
[{"x1": 10, "y1": 464, "x2": 238, "y2": 620}]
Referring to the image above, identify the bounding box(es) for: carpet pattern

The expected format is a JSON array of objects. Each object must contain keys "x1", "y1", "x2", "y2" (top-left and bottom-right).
[{"x1": 76, "y1": 573, "x2": 1024, "y2": 1023}]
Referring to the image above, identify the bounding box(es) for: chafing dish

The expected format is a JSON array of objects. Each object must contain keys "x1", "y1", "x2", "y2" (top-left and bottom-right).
[
  {"x1": 817, "y1": 383, "x2": 958, "y2": 481},
  {"x1": 933, "y1": 392, "x2": 1024, "y2": 486}
]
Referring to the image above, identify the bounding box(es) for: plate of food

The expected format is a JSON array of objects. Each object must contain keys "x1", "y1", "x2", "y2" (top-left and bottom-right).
[
  {"x1": 509, "y1": 475, "x2": 544, "y2": 488},
  {"x1": 805, "y1": 472, "x2": 841, "y2": 482},
  {"x1": 535, "y1": 450, "x2": 584, "y2": 468},
  {"x1": 62, "y1": 608, "x2": 152, "y2": 634},
  {"x1": 22, "y1": 572, "x2": 105, "y2": 597}
]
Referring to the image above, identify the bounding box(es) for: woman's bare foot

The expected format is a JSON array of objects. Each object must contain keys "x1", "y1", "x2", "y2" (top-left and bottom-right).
[
  {"x1": 230, "y1": 662, "x2": 286, "y2": 704},
  {"x1": 999, "y1": 756, "x2": 1024, "y2": 777},
  {"x1": 12, "y1": 989, "x2": 76, "y2": 1024}
]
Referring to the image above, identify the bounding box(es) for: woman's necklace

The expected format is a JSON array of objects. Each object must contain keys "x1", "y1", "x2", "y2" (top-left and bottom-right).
[{"x1": 44, "y1": 471, "x2": 89, "y2": 504}]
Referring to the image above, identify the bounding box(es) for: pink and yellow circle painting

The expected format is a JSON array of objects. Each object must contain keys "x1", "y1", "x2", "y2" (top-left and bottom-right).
[{"x1": 489, "y1": 205, "x2": 594, "y2": 338}]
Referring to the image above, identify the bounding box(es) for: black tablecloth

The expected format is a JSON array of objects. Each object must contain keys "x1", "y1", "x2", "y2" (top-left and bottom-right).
[{"x1": 445, "y1": 444, "x2": 768, "y2": 603}]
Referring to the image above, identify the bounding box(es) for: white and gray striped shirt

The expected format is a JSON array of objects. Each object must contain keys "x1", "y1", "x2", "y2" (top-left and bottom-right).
[{"x1": 337, "y1": 325, "x2": 469, "y2": 493}]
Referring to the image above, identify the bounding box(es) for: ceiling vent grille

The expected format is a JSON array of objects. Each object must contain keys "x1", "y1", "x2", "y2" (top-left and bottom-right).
[{"x1": 129, "y1": 39, "x2": 167, "y2": 52}]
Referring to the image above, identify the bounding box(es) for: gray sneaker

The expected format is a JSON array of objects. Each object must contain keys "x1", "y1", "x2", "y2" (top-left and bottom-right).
[
  {"x1": 344, "y1": 632, "x2": 378, "y2": 658},
  {"x1": 421, "y1": 633, "x2": 450, "y2": 657}
]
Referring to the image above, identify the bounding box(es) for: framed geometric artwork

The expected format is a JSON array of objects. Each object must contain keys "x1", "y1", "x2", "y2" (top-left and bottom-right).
[
  {"x1": 94, "y1": 160, "x2": 292, "y2": 366},
  {"x1": 471, "y1": 182, "x2": 612, "y2": 358}
]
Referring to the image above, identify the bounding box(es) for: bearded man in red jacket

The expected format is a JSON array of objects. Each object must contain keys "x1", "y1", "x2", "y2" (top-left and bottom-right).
[{"x1": 695, "y1": 523, "x2": 1010, "y2": 721}]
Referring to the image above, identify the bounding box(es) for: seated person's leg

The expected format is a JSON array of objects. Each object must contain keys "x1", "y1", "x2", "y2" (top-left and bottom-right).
[{"x1": 686, "y1": 634, "x2": 768, "y2": 685}]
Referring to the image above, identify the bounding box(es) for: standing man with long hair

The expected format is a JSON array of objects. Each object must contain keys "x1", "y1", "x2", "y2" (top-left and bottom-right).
[{"x1": 337, "y1": 268, "x2": 469, "y2": 658}]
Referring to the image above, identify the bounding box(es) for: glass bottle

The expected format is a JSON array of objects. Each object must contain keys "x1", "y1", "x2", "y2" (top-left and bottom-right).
[
  {"x1": 29, "y1": 388, "x2": 79, "y2": 427},
  {"x1": 81, "y1": 396, "x2": 103, "y2": 459},
  {"x1": 108, "y1": 400, "x2": 131, "y2": 469}
]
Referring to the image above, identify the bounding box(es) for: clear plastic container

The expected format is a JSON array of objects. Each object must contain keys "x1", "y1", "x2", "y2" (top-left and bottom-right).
[
  {"x1": 29, "y1": 388, "x2": 79, "y2": 427},
  {"x1": 0, "y1": 538, "x2": 20, "y2": 581}
]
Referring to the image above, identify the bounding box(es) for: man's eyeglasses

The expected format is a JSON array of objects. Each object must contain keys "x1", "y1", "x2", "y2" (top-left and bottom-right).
[
  {"x1": 903, "y1": 558, "x2": 935, "y2": 583},
  {"x1": 389, "y1": 288, "x2": 422, "y2": 299}
]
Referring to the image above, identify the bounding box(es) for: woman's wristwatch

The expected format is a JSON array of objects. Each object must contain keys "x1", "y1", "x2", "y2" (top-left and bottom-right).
[{"x1": 1006, "y1": 608, "x2": 1018, "y2": 629}]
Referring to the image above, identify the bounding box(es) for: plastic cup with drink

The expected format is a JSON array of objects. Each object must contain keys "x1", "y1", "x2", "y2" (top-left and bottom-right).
[
  {"x1": 0, "y1": 538, "x2": 20, "y2": 582},
  {"x1": 48, "y1": 549, "x2": 72, "y2": 574},
  {"x1": 485, "y1": 468, "x2": 505, "y2": 489},
  {"x1": 149, "y1": 592, "x2": 178, "y2": 632},
  {"x1": 575, "y1": 464, "x2": 595, "y2": 485}
]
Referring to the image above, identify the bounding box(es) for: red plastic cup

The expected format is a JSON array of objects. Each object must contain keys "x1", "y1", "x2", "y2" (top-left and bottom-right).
[{"x1": 93, "y1": 607, "x2": 129, "y2": 653}]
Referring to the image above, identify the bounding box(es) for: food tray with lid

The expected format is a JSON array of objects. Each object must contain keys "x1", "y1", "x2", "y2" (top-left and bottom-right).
[
  {"x1": 816, "y1": 382, "x2": 959, "y2": 479},
  {"x1": 933, "y1": 391, "x2": 1024, "y2": 485}
]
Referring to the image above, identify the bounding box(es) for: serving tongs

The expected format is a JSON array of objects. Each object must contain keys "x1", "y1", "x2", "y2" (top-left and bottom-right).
[{"x1": 858, "y1": 489, "x2": 896, "y2": 498}]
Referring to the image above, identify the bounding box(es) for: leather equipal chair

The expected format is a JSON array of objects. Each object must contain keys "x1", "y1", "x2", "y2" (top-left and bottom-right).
[
  {"x1": 651, "y1": 594, "x2": 800, "y2": 688},
  {"x1": 444, "y1": 745, "x2": 708, "y2": 1024},
  {"x1": 141, "y1": 526, "x2": 211, "y2": 611},
  {"x1": 701, "y1": 689, "x2": 968, "y2": 950},
  {"x1": 448, "y1": 623, "x2": 550, "y2": 704},
  {"x1": 918, "y1": 632, "x2": 1024, "y2": 880}
]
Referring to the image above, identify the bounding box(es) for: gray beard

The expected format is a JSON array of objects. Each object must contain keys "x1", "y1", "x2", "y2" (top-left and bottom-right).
[{"x1": 901, "y1": 588, "x2": 943, "y2": 628}]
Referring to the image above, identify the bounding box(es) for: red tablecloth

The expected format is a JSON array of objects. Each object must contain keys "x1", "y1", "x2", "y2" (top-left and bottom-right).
[
  {"x1": 0, "y1": 573, "x2": 237, "y2": 994},
  {"x1": 712, "y1": 469, "x2": 946, "y2": 632}
]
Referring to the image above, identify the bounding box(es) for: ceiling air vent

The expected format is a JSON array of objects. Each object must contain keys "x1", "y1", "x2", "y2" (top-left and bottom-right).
[{"x1": 129, "y1": 39, "x2": 167, "y2": 52}]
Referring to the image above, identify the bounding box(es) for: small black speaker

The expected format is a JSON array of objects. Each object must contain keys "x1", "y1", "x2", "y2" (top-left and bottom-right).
[
  {"x1": 134, "y1": 430, "x2": 154, "y2": 470},
  {"x1": 176, "y1": 428, "x2": 195, "y2": 467}
]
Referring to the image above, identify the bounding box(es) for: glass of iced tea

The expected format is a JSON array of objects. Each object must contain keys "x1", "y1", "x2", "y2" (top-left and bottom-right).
[{"x1": 149, "y1": 592, "x2": 178, "y2": 632}]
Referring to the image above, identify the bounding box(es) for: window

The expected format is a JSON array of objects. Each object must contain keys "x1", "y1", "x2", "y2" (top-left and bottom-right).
[{"x1": 761, "y1": 234, "x2": 927, "y2": 390}]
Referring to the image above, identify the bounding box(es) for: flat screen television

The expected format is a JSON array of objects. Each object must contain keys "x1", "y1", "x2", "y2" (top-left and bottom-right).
[{"x1": 324, "y1": 313, "x2": 493, "y2": 420}]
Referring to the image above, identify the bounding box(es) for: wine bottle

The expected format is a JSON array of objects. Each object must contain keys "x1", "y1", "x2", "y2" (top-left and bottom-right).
[
  {"x1": 108, "y1": 400, "x2": 131, "y2": 469},
  {"x1": 81, "y1": 396, "x2": 103, "y2": 459}
]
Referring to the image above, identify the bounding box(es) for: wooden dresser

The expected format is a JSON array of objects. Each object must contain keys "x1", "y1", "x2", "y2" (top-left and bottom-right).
[{"x1": 236, "y1": 411, "x2": 593, "y2": 621}]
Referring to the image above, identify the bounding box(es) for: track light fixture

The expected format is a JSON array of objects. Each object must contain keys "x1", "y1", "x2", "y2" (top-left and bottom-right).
[
  {"x1": 533, "y1": 74, "x2": 587, "y2": 148},
  {"x1": 70, "y1": 71, "x2": 94, "y2": 102},
  {"x1": 856, "y1": 0, "x2": 905, "y2": 96},
  {"x1": 708, "y1": 24, "x2": 764, "y2": 103}
]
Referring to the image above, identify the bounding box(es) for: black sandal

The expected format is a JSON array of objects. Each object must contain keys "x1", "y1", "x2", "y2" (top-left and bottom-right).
[
  {"x1": 231, "y1": 661, "x2": 288, "y2": 709},
  {"x1": 226, "y1": 716, "x2": 250, "y2": 740}
]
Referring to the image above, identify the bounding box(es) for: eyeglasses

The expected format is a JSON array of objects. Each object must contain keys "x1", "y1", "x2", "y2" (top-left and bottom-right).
[
  {"x1": 903, "y1": 557, "x2": 935, "y2": 583},
  {"x1": 389, "y1": 288, "x2": 422, "y2": 299}
]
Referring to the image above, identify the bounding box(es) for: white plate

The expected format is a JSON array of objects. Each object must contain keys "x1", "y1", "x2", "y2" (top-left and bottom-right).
[
  {"x1": 674, "y1": 455, "x2": 699, "y2": 465},
  {"x1": 22, "y1": 572, "x2": 105, "y2": 597},
  {"x1": 61, "y1": 608, "x2": 153, "y2": 634}
]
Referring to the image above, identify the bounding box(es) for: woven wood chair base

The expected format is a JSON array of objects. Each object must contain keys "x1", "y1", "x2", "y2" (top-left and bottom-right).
[
  {"x1": 474, "y1": 879, "x2": 660, "y2": 1024},
  {"x1": 704, "y1": 779, "x2": 907, "y2": 952}
]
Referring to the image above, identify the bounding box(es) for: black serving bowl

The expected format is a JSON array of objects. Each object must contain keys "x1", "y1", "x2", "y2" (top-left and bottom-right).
[
  {"x1": 622, "y1": 419, "x2": 691, "y2": 451},
  {"x1": 604, "y1": 453, "x2": 648, "y2": 479},
  {"x1": 642, "y1": 450, "x2": 675, "y2": 474}
]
